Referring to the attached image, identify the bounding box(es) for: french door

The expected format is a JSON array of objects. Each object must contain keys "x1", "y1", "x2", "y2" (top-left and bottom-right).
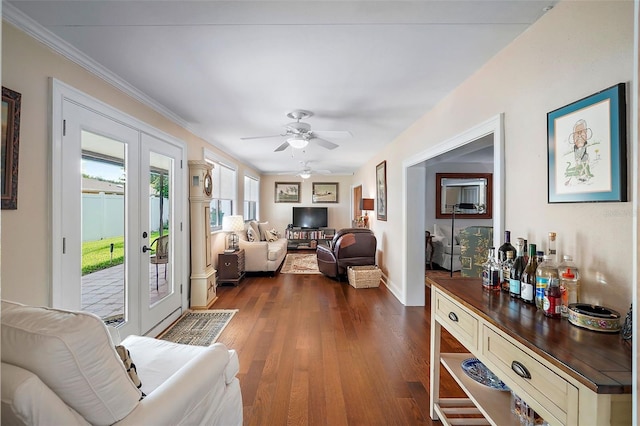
[{"x1": 52, "y1": 85, "x2": 184, "y2": 337}]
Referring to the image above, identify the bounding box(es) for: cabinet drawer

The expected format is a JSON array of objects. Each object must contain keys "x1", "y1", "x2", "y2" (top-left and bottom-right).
[
  {"x1": 482, "y1": 326, "x2": 578, "y2": 425},
  {"x1": 434, "y1": 290, "x2": 478, "y2": 350}
]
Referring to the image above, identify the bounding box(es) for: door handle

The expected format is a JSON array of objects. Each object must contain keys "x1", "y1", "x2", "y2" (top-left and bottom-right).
[{"x1": 142, "y1": 245, "x2": 151, "y2": 253}]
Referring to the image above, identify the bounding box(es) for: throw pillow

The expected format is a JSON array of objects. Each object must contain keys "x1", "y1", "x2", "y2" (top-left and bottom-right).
[
  {"x1": 115, "y1": 345, "x2": 145, "y2": 399},
  {"x1": 248, "y1": 221, "x2": 260, "y2": 241},
  {"x1": 266, "y1": 229, "x2": 279, "y2": 242},
  {"x1": 258, "y1": 221, "x2": 270, "y2": 241},
  {"x1": 247, "y1": 227, "x2": 256, "y2": 242}
]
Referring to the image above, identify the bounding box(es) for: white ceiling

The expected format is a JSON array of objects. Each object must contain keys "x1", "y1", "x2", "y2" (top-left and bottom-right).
[{"x1": 6, "y1": 1, "x2": 556, "y2": 176}]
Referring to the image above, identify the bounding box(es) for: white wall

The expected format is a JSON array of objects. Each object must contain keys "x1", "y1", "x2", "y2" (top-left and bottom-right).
[
  {"x1": 259, "y1": 174, "x2": 355, "y2": 233},
  {"x1": 354, "y1": 1, "x2": 635, "y2": 315}
]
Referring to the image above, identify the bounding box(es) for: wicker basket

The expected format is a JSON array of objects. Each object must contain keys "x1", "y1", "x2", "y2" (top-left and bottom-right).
[{"x1": 347, "y1": 265, "x2": 381, "y2": 288}]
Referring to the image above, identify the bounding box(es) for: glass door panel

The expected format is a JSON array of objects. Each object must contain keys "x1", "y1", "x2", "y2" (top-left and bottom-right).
[
  {"x1": 80, "y1": 131, "x2": 127, "y2": 326},
  {"x1": 148, "y1": 151, "x2": 173, "y2": 306}
]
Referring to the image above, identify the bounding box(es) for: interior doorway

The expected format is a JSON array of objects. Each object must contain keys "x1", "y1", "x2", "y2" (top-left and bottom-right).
[
  {"x1": 402, "y1": 114, "x2": 505, "y2": 306},
  {"x1": 353, "y1": 185, "x2": 363, "y2": 225}
]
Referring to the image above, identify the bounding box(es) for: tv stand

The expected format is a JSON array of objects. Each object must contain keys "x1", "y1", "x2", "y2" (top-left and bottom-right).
[{"x1": 286, "y1": 227, "x2": 335, "y2": 250}]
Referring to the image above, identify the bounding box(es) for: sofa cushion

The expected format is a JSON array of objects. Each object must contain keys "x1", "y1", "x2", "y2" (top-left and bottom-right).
[
  {"x1": 433, "y1": 224, "x2": 462, "y2": 246},
  {"x1": 258, "y1": 221, "x2": 270, "y2": 241},
  {"x1": 267, "y1": 239, "x2": 286, "y2": 262},
  {"x1": 247, "y1": 227, "x2": 257, "y2": 242},
  {"x1": 1, "y1": 300, "x2": 141, "y2": 425}
]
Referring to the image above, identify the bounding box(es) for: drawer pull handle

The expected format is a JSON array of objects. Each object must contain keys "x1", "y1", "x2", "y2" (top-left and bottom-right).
[
  {"x1": 448, "y1": 312, "x2": 459, "y2": 322},
  {"x1": 224, "y1": 262, "x2": 232, "y2": 266},
  {"x1": 511, "y1": 361, "x2": 531, "y2": 379}
]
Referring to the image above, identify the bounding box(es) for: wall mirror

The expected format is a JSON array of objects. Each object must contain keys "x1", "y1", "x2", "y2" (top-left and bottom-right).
[{"x1": 435, "y1": 173, "x2": 492, "y2": 219}]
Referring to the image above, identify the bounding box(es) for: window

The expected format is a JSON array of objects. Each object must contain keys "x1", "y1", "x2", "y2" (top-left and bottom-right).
[
  {"x1": 244, "y1": 175, "x2": 259, "y2": 221},
  {"x1": 204, "y1": 151, "x2": 237, "y2": 229}
]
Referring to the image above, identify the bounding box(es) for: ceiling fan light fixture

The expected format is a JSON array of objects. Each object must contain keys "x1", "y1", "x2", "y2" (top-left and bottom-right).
[
  {"x1": 287, "y1": 136, "x2": 309, "y2": 149},
  {"x1": 299, "y1": 171, "x2": 311, "y2": 179}
]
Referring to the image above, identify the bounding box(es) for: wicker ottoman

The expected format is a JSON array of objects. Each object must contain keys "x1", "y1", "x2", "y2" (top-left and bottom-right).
[{"x1": 347, "y1": 265, "x2": 381, "y2": 288}]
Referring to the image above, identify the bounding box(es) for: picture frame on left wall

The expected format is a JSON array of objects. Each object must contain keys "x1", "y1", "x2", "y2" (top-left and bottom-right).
[
  {"x1": 2, "y1": 86, "x2": 21, "y2": 210},
  {"x1": 376, "y1": 161, "x2": 387, "y2": 221},
  {"x1": 275, "y1": 182, "x2": 301, "y2": 203}
]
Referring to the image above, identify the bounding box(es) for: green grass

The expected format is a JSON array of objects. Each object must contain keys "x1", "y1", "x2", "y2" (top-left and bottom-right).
[{"x1": 82, "y1": 230, "x2": 166, "y2": 275}]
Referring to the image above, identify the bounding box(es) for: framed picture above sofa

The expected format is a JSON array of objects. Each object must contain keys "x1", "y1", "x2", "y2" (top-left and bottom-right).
[{"x1": 274, "y1": 182, "x2": 300, "y2": 203}]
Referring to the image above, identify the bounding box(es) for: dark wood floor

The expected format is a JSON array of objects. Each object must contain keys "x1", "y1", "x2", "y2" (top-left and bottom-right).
[{"x1": 214, "y1": 269, "x2": 466, "y2": 426}]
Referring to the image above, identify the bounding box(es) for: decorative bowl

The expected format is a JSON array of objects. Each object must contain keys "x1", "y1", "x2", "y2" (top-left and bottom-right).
[{"x1": 567, "y1": 303, "x2": 621, "y2": 333}]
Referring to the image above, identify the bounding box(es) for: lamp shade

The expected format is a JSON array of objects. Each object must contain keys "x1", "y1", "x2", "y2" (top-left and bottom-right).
[
  {"x1": 222, "y1": 215, "x2": 245, "y2": 233},
  {"x1": 360, "y1": 198, "x2": 375, "y2": 211}
]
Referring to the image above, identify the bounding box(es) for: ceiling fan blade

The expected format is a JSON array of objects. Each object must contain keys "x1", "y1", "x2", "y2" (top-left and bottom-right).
[
  {"x1": 240, "y1": 134, "x2": 283, "y2": 140},
  {"x1": 316, "y1": 169, "x2": 332, "y2": 175},
  {"x1": 312, "y1": 137, "x2": 339, "y2": 150},
  {"x1": 312, "y1": 130, "x2": 352, "y2": 138},
  {"x1": 274, "y1": 141, "x2": 290, "y2": 152}
]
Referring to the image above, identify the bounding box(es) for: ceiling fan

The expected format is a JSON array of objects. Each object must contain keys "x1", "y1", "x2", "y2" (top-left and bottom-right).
[
  {"x1": 241, "y1": 110, "x2": 351, "y2": 152},
  {"x1": 279, "y1": 161, "x2": 331, "y2": 179}
]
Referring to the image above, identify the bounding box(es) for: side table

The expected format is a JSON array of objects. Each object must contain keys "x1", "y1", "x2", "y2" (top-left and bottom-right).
[{"x1": 218, "y1": 249, "x2": 245, "y2": 286}]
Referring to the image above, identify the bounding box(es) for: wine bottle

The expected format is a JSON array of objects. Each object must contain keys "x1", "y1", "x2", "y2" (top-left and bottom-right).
[
  {"x1": 520, "y1": 243, "x2": 538, "y2": 304},
  {"x1": 498, "y1": 230, "x2": 516, "y2": 263},
  {"x1": 509, "y1": 238, "x2": 526, "y2": 298}
]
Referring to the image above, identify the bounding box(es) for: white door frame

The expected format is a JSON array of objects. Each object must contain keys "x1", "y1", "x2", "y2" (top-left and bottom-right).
[
  {"x1": 401, "y1": 114, "x2": 505, "y2": 306},
  {"x1": 51, "y1": 79, "x2": 189, "y2": 336}
]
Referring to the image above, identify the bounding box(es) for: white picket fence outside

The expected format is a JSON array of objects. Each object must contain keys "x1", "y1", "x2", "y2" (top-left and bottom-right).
[{"x1": 82, "y1": 193, "x2": 168, "y2": 242}]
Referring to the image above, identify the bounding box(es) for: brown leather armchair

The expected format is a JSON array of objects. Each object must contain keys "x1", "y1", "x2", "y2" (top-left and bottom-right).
[{"x1": 316, "y1": 228, "x2": 377, "y2": 278}]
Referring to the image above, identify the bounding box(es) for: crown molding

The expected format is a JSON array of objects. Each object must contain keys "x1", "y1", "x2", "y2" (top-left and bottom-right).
[{"x1": 2, "y1": 2, "x2": 188, "y2": 128}]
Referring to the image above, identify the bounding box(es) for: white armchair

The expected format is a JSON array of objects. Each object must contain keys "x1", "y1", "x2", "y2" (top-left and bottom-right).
[
  {"x1": 1, "y1": 300, "x2": 242, "y2": 426},
  {"x1": 431, "y1": 223, "x2": 463, "y2": 271}
]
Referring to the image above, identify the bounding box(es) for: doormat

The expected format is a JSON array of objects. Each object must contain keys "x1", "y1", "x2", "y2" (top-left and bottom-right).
[
  {"x1": 157, "y1": 309, "x2": 238, "y2": 346},
  {"x1": 280, "y1": 253, "x2": 321, "y2": 274}
]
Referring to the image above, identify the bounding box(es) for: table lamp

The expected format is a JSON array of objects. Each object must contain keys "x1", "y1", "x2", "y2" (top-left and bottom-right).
[
  {"x1": 360, "y1": 198, "x2": 375, "y2": 228},
  {"x1": 221, "y1": 215, "x2": 245, "y2": 251}
]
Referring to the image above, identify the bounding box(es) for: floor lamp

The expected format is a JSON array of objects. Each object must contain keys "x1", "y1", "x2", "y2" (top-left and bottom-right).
[{"x1": 449, "y1": 203, "x2": 476, "y2": 277}]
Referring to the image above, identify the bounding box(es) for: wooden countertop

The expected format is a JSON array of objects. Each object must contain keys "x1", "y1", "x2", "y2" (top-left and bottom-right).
[{"x1": 428, "y1": 276, "x2": 632, "y2": 394}]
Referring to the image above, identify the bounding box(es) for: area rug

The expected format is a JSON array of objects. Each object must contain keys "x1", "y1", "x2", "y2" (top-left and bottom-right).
[
  {"x1": 280, "y1": 253, "x2": 321, "y2": 274},
  {"x1": 158, "y1": 309, "x2": 237, "y2": 346}
]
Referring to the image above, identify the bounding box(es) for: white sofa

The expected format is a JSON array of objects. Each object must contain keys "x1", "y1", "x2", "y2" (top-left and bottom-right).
[
  {"x1": 237, "y1": 220, "x2": 287, "y2": 273},
  {"x1": 1, "y1": 300, "x2": 243, "y2": 426},
  {"x1": 431, "y1": 223, "x2": 462, "y2": 271}
]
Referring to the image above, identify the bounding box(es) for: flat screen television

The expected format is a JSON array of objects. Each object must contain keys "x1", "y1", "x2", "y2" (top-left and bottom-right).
[{"x1": 292, "y1": 207, "x2": 328, "y2": 229}]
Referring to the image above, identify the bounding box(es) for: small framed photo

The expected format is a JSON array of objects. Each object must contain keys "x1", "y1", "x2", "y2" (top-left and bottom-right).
[
  {"x1": 376, "y1": 161, "x2": 387, "y2": 221},
  {"x1": 312, "y1": 182, "x2": 338, "y2": 203},
  {"x1": 547, "y1": 83, "x2": 627, "y2": 203},
  {"x1": 274, "y1": 182, "x2": 300, "y2": 203}
]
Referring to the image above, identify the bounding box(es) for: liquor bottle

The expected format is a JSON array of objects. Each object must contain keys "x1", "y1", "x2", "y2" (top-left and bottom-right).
[
  {"x1": 509, "y1": 238, "x2": 526, "y2": 298},
  {"x1": 523, "y1": 239, "x2": 529, "y2": 263},
  {"x1": 535, "y1": 255, "x2": 558, "y2": 310},
  {"x1": 543, "y1": 277, "x2": 562, "y2": 318},
  {"x1": 498, "y1": 230, "x2": 516, "y2": 263},
  {"x1": 547, "y1": 232, "x2": 557, "y2": 262},
  {"x1": 558, "y1": 255, "x2": 581, "y2": 318},
  {"x1": 501, "y1": 250, "x2": 514, "y2": 293},
  {"x1": 536, "y1": 251, "x2": 544, "y2": 265},
  {"x1": 520, "y1": 243, "x2": 538, "y2": 304},
  {"x1": 482, "y1": 247, "x2": 500, "y2": 290}
]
